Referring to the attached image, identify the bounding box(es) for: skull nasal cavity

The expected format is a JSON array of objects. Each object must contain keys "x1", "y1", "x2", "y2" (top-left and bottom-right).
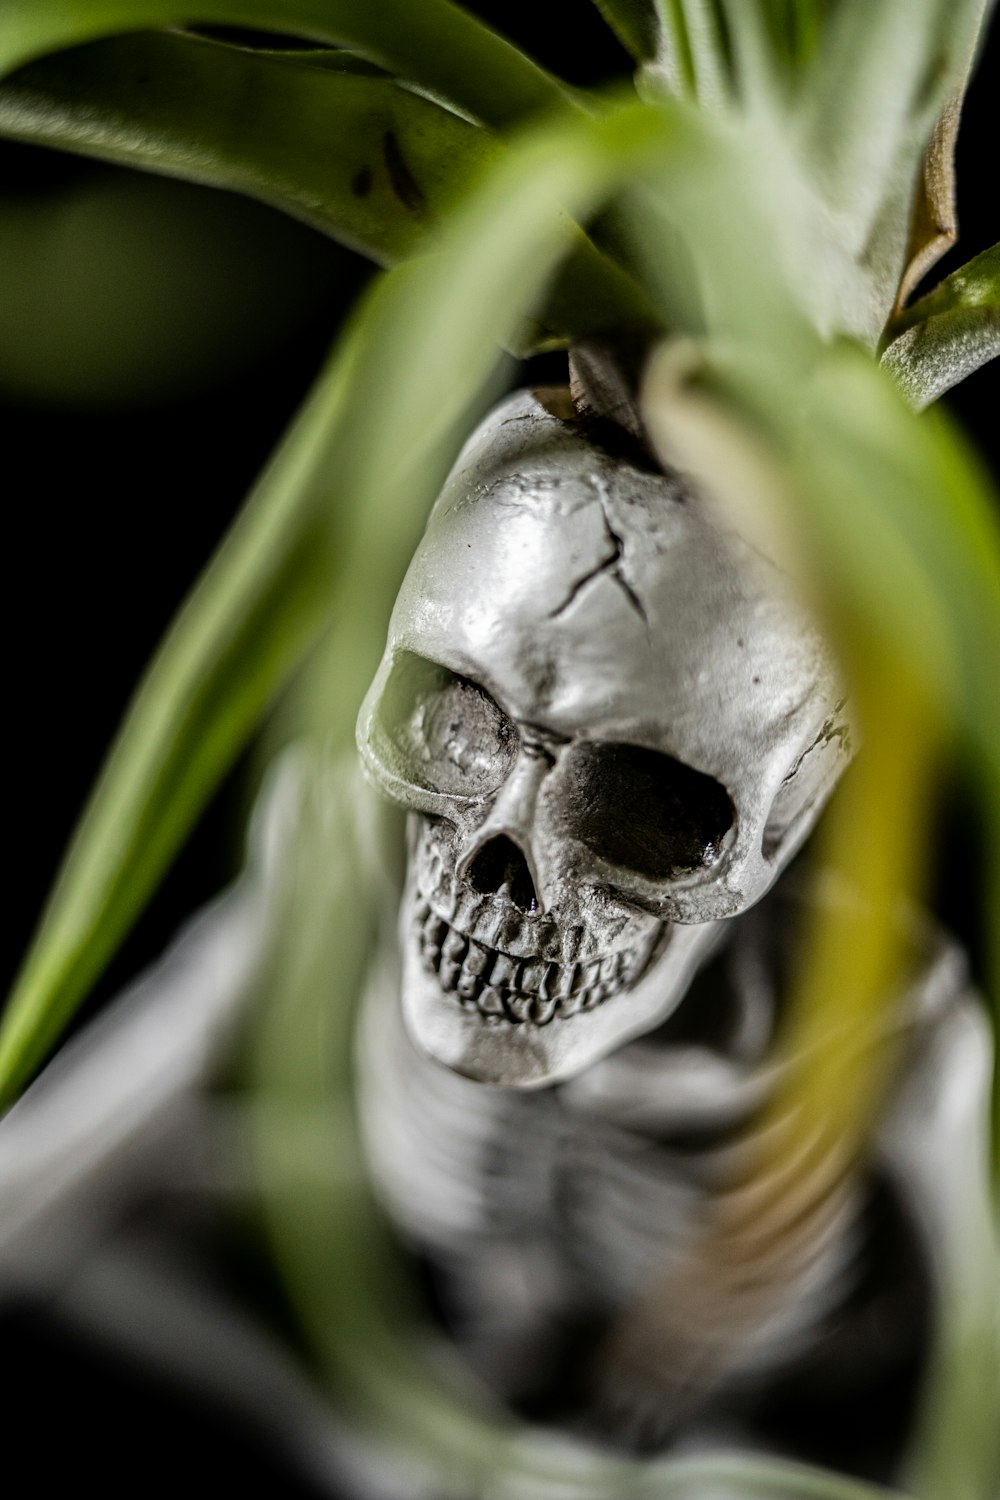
[{"x1": 465, "y1": 835, "x2": 540, "y2": 914}]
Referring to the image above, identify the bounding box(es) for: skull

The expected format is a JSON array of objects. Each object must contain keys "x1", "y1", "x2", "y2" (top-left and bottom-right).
[{"x1": 357, "y1": 388, "x2": 851, "y2": 1087}]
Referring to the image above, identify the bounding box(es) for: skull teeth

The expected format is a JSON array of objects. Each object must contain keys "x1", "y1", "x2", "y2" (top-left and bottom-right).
[{"x1": 416, "y1": 903, "x2": 638, "y2": 1026}]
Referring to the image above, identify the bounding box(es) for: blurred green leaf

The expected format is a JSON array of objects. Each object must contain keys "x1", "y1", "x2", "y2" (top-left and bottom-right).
[
  {"x1": 643, "y1": 338, "x2": 1000, "y2": 803},
  {"x1": 0, "y1": 0, "x2": 569, "y2": 126},
  {"x1": 640, "y1": 335, "x2": 1000, "y2": 1500},
  {"x1": 799, "y1": 0, "x2": 991, "y2": 335},
  {"x1": 638, "y1": 0, "x2": 734, "y2": 103},
  {"x1": 589, "y1": 0, "x2": 661, "y2": 62},
  {"x1": 624, "y1": 108, "x2": 828, "y2": 348},
  {"x1": 271, "y1": 99, "x2": 683, "y2": 723},
  {"x1": 0, "y1": 166, "x2": 346, "y2": 406},
  {"x1": 0, "y1": 93, "x2": 674, "y2": 1108},
  {"x1": 757, "y1": 0, "x2": 828, "y2": 68},
  {"x1": 793, "y1": 359, "x2": 1000, "y2": 785},
  {"x1": 244, "y1": 85, "x2": 998, "y2": 1495},
  {"x1": 905, "y1": 1097, "x2": 1000, "y2": 1500}
]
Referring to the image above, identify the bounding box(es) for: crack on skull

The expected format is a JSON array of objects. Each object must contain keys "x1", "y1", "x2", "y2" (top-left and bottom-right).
[
  {"x1": 549, "y1": 501, "x2": 648, "y2": 624},
  {"x1": 601, "y1": 511, "x2": 648, "y2": 624},
  {"x1": 780, "y1": 700, "x2": 853, "y2": 787}
]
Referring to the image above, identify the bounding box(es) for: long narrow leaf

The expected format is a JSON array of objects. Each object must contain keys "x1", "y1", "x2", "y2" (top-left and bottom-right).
[
  {"x1": 759, "y1": 0, "x2": 828, "y2": 69},
  {"x1": 0, "y1": 33, "x2": 495, "y2": 266},
  {"x1": 0, "y1": 0, "x2": 569, "y2": 127},
  {"x1": 882, "y1": 308, "x2": 1000, "y2": 410},
  {"x1": 249, "y1": 89, "x2": 998, "y2": 1494},
  {"x1": 0, "y1": 333, "x2": 366, "y2": 1108},
  {"x1": 681, "y1": 0, "x2": 732, "y2": 103},
  {"x1": 0, "y1": 30, "x2": 655, "y2": 347},
  {"x1": 641, "y1": 0, "x2": 734, "y2": 103},
  {"x1": 800, "y1": 0, "x2": 990, "y2": 333},
  {"x1": 895, "y1": 238, "x2": 1000, "y2": 332},
  {"x1": 646, "y1": 340, "x2": 1000, "y2": 787},
  {"x1": 0, "y1": 94, "x2": 675, "y2": 1108},
  {"x1": 589, "y1": 0, "x2": 661, "y2": 62},
  {"x1": 641, "y1": 331, "x2": 1000, "y2": 1500},
  {"x1": 882, "y1": 242, "x2": 1000, "y2": 408},
  {"x1": 242, "y1": 87, "x2": 738, "y2": 1450}
]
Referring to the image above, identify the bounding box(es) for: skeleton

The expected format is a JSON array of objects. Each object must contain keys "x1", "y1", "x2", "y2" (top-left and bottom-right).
[
  {"x1": 0, "y1": 379, "x2": 992, "y2": 1493},
  {"x1": 355, "y1": 381, "x2": 992, "y2": 1472}
]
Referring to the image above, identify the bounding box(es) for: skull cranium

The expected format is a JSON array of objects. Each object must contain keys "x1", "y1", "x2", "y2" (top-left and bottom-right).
[{"x1": 357, "y1": 388, "x2": 851, "y2": 1086}]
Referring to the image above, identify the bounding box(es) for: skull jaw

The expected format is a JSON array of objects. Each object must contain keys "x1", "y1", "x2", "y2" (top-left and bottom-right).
[{"x1": 398, "y1": 898, "x2": 723, "y2": 1088}]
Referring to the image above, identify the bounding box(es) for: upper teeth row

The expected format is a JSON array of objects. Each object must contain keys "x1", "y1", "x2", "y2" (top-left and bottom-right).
[{"x1": 415, "y1": 898, "x2": 637, "y2": 1025}]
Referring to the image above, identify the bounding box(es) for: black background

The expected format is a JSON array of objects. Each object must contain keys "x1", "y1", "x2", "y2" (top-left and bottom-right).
[{"x1": 1, "y1": 6, "x2": 997, "y2": 1494}]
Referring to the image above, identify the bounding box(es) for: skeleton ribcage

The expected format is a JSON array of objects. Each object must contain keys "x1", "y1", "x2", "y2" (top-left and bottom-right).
[{"x1": 357, "y1": 918, "x2": 865, "y2": 1413}]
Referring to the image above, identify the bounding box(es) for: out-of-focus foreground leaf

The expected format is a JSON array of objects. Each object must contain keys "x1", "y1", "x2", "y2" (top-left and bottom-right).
[
  {"x1": 641, "y1": 336, "x2": 1000, "y2": 1500},
  {"x1": 237, "y1": 88, "x2": 1000, "y2": 1497},
  {"x1": 798, "y1": 0, "x2": 990, "y2": 338},
  {"x1": 588, "y1": 0, "x2": 660, "y2": 63},
  {"x1": 0, "y1": 94, "x2": 671, "y2": 1110}
]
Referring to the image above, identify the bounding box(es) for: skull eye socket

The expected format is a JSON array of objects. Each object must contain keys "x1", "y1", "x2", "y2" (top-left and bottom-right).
[
  {"x1": 559, "y1": 742, "x2": 734, "y2": 880},
  {"x1": 375, "y1": 652, "x2": 515, "y2": 800}
]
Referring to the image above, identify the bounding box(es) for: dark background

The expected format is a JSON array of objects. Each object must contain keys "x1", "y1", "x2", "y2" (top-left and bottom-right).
[{"x1": 1, "y1": 6, "x2": 996, "y2": 1494}]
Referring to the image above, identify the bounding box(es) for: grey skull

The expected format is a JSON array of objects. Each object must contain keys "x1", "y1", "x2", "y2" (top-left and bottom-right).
[{"x1": 357, "y1": 388, "x2": 851, "y2": 1086}]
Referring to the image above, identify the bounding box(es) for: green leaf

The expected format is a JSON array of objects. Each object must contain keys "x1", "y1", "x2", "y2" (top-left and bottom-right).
[
  {"x1": 0, "y1": 94, "x2": 674, "y2": 1108},
  {"x1": 243, "y1": 94, "x2": 995, "y2": 1496},
  {"x1": 639, "y1": 0, "x2": 734, "y2": 103},
  {"x1": 0, "y1": 32, "x2": 496, "y2": 267},
  {"x1": 881, "y1": 242, "x2": 1000, "y2": 408},
  {"x1": 800, "y1": 0, "x2": 992, "y2": 335},
  {"x1": 899, "y1": 239, "x2": 1000, "y2": 331},
  {"x1": 757, "y1": 0, "x2": 828, "y2": 70},
  {"x1": 588, "y1": 0, "x2": 661, "y2": 62},
  {"x1": 640, "y1": 331, "x2": 1000, "y2": 1500},
  {"x1": 0, "y1": 341, "x2": 365, "y2": 1108},
  {"x1": 645, "y1": 339, "x2": 1000, "y2": 783},
  {"x1": 882, "y1": 308, "x2": 1000, "y2": 410},
  {"x1": 0, "y1": 31, "x2": 655, "y2": 347},
  {"x1": 0, "y1": 0, "x2": 570, "y2": 127}
]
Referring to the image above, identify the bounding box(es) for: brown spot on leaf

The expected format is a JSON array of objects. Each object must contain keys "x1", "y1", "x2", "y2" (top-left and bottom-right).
[
  {"x1": 351, "y1": 165, "x2": 373, "y2": 198},
  {"x1": 382, "y1": 131, "x2": 425, "y2": 213}
]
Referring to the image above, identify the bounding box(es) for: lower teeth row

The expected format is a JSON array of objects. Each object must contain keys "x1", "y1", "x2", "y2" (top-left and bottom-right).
[{"x1": 415, "y1": 901, "x2": 632, "y2": 1025}]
